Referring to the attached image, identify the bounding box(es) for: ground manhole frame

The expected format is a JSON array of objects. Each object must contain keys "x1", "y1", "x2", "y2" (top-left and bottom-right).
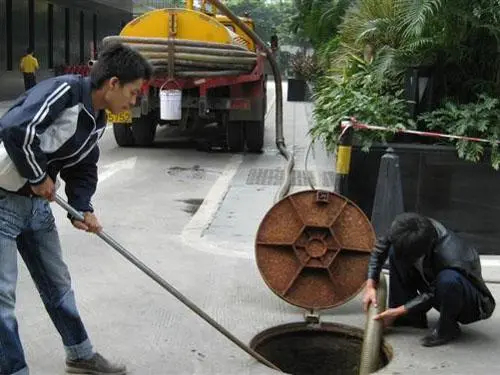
[{"x1": 250, "y1": 322, "x2": 393, "y2": 375}]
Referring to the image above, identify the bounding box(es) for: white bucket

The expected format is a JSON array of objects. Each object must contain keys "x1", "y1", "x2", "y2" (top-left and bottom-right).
[{"x1": 160, "y1": 89, "x2": 182, "y2": 120}]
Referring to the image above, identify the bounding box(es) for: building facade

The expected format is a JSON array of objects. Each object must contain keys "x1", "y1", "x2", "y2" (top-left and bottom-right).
[{"x1": 0, "y1": 0, "x2": 133, "y2": 99}]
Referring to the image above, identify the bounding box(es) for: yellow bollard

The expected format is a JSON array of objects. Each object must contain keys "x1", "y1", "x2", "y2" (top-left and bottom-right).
[{"x1": 334, "y1": 123, "x2": 354, "y2": 195}]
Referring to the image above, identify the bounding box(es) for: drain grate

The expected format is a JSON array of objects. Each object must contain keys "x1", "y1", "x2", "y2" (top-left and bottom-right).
[{"x1": 246, "y1": 168, "x2": 335, "y2": 187}]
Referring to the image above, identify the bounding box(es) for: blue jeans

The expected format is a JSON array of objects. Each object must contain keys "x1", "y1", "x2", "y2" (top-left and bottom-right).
[{"x1": 0, "y1": 189, "x2": 93, "y2": 375}]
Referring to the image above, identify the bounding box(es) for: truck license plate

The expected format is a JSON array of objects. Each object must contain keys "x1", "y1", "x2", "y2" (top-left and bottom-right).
[{"x1": 107, "y1": 110, "x2": 132, "y2": 124}]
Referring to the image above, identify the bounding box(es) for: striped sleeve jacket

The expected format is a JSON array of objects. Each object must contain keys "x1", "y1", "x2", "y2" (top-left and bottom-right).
[{"x1": 0, "y1": 75, "x2": 107, "y2": 212}]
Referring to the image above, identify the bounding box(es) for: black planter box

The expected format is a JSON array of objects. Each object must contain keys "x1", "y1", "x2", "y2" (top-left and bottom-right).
[
  {"x1": 287, "y1": 78, "x2": 311, "y2": 102},
  {"x1": 346, "y1": 143, "x2": 500, "y2": 255}
]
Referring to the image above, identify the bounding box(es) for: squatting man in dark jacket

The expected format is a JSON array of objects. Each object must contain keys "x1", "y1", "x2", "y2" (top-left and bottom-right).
[
  {"x1": 363, "y1": 213, "x2": 495, "y2": 347},
  {"x1": 0, "y1": 43, "x2": 152, "y2": 375}
]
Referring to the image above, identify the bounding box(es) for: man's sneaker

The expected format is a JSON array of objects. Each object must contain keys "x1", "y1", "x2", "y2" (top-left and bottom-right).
[{"x1": 66, "y1": 352, "x2": 126, "y2": 374}]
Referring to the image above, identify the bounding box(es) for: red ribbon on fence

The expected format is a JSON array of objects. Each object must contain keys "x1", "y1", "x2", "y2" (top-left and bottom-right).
[{"x1": 341, "y1": 117, "x2": 497, "y2": 145}]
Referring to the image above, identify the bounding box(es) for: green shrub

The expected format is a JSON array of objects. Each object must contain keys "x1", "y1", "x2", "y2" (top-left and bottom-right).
[
  {"x1": 310, "y1": 60, "x2": 412, "y2": 152},
  {"x1": 419, "y1": 95, "x2": 500, "y2": 169}
]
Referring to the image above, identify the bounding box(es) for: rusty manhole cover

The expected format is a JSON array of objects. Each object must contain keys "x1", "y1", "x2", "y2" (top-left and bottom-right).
[{"x1": 255, "y1": 190, "x2": 375, "y2": 310}]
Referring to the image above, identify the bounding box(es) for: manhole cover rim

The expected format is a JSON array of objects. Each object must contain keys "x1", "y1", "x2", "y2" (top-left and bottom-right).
[
  {"x1": 254, "y1": 189, "x2": 376, "y2": 310},
  {"x1": 249, "y1": 321, "x2": 393, "y2": 372}
]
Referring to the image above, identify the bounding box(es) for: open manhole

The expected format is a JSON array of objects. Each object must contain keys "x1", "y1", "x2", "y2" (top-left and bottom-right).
[
  {"x1": 253, "y1": 191, "x2": 393, "y2": 375},
  {"x1": 250, "y1": 322, "x2": 392, "y2": 375}
]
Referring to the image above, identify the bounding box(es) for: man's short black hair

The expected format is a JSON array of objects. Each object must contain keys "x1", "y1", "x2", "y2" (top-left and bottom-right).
[
  {"x1": 90, "y1": 43, "x2": 152, "y2": 89},
  {"x1": 389, "y1": 213, "x2": 437, "y2": 263},
  {"x1": 27, "y1": 48, "x2": 33, "y2": 54}
]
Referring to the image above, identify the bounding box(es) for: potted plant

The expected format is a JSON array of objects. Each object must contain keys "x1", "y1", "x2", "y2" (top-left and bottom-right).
[{"x1": 287, "y1": 52, "x2": 317, "y2": 101}]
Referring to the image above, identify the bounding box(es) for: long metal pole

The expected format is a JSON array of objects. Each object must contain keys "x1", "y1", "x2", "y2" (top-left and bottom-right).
[{"x1": 54, "y1": 194, "x2": 282, "y2": 373}]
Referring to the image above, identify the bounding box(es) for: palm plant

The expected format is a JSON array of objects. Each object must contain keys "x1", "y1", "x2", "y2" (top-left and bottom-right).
[
  {"x1": 312, "y1": 0, "x2": 500, "y2": 167},
  {"x1": 331, "y1": 0, "x2": 444, "y2": 81},
  {"x1": 290, "y1": 0, "x2": 354, "y2": 48},
  {"x1": 331, "y1": 0, "x2": 500, "y2": 101}
]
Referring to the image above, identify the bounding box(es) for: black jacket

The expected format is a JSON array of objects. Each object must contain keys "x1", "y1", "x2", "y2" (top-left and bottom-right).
[{"x1": 368, "y1": 218, "x2": 495, "y2": 319}]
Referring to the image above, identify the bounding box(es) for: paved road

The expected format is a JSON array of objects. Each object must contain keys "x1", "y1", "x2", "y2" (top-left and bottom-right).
[{"x1": 1, "y1": 81, "x2": 500, "y2": 375}]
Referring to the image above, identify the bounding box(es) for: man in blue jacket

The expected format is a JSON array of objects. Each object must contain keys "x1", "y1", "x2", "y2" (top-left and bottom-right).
[{"x1": 0, "y1": 43, "x2": 152, "y2": 375}]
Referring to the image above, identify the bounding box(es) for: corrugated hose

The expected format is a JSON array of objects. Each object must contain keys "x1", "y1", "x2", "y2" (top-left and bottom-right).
[
  {"x1": 359, "y1": 274, "x2": 388, "y2": 375},
  {"x1": 103, "y1": 35, "x2": 258, "y2": 77},
  {"x1": 202, "y1": 0, "x2": 292, "y2": 201}
]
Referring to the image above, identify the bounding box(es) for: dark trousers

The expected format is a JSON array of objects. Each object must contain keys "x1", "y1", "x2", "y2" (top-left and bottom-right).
[
  {"x1": 389, "y1": 249, "x2": 482, "y2": 330},
  {"x1": 23, "y1": 73, "x2": 36, "y2": 91}
]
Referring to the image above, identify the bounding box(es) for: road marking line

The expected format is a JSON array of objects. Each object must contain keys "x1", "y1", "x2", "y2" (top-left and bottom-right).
[
  {"x1": 181, "y1": 89, "x2": 280, "y2": 259},
  {"x1": 182, "y1": 155, "x2": 243, "y2": 239},
  {"x1": 98, "y1": 157, "x2": 137, "y2": 182}
]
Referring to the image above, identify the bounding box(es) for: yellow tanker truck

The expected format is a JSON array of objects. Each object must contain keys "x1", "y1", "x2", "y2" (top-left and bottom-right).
[{"x1": 106, "y1": 1, "x2": 266, "y2": 152}]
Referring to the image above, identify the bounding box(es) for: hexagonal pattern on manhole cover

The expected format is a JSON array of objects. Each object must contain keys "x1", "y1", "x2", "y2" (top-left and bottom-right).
[{"x1": 255, "y1": 190, "x2": 375, "y2": 310}]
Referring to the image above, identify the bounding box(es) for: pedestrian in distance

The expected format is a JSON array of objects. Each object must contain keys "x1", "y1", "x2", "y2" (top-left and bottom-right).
[{"x1": 19, "y1": 48, "x2": 39, "y2": 91}]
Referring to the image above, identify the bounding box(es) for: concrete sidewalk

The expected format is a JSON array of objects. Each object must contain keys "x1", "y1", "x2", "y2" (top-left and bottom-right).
[{"x1": 193, "y1": 84, "x2": 500, "y2": 375}]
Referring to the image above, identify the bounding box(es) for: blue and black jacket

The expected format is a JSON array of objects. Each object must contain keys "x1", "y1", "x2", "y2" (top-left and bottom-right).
[{"x1": 0, "y1": 75, "x2": 107, "y2": 212}]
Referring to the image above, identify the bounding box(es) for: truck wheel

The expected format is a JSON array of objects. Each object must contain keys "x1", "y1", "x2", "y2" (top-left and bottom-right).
[
  {"x1": 132, "y1": 113, "x2": 157, "y2": 146},
  {"x1": 227, "y1": 121, "x2": 245, "y2": 152},
  {"x1": 113, "y1": 124, "x2": 135, "y2": 147},
  {"x1": 245, "y1": 120, "x2": 264, "y2": 153}
]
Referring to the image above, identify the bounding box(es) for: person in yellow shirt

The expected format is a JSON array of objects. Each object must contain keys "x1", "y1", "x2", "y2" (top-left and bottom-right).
[{"x1": 19, "y1": 48, "x2": 39, "y2": 90}]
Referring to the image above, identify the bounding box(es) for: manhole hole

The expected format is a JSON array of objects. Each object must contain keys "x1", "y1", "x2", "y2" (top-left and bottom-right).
[{"x1": 250, "y1": 323, "x2": 392, "y2": 375}]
